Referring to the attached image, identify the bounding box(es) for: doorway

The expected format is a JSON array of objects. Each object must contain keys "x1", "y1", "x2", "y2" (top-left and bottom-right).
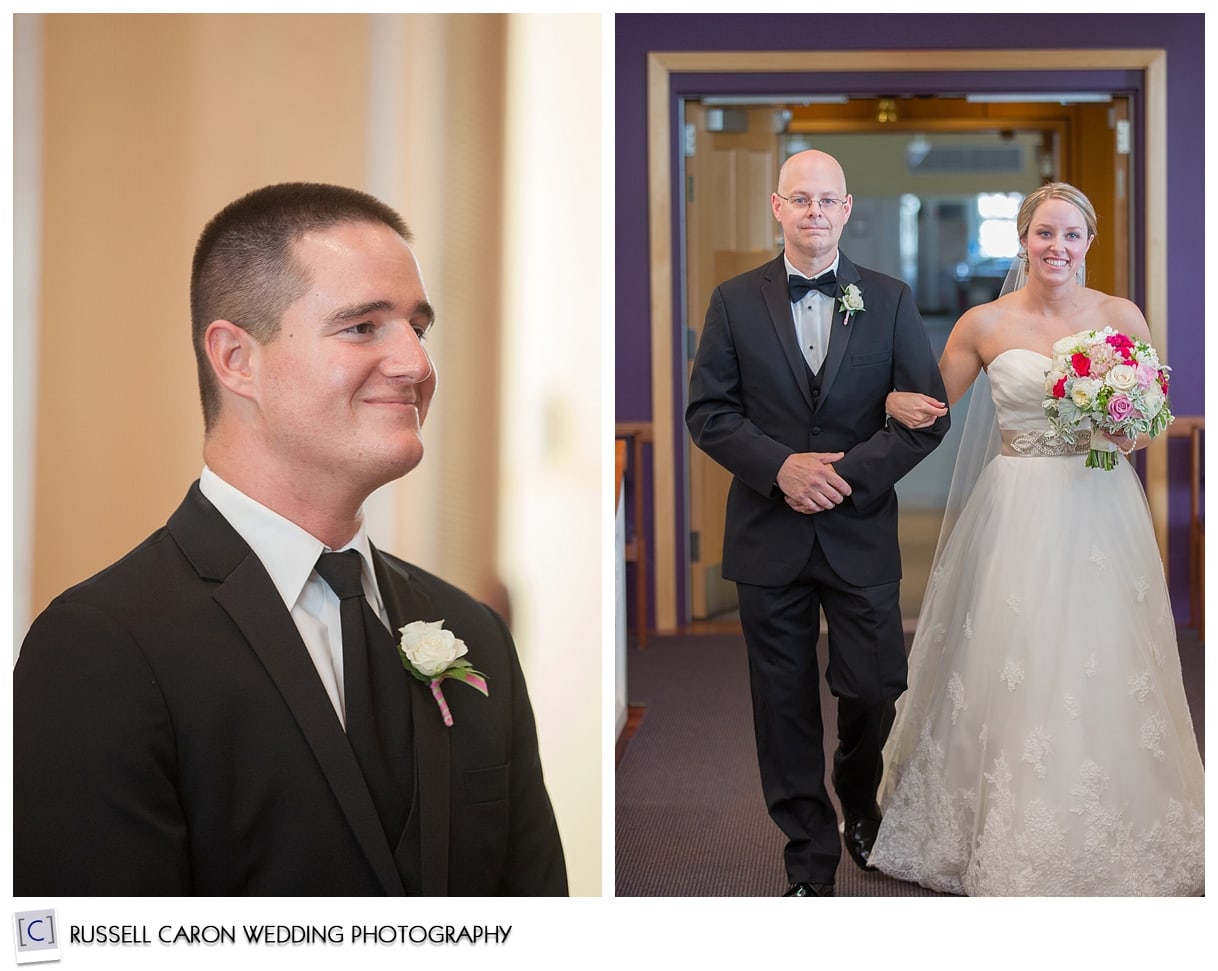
[
  {"x1": 643, "y1": 48, "x2": 1169, "y2": 634},
  {"x1": 682, "y1": 95, "x2": 1134, "y2": 624}
]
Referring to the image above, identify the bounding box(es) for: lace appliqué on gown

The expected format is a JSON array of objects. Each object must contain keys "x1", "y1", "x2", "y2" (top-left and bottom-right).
[
  {"x1": 870, "y1": 349, "x2": 1205, "y2": 896},
  {"x1": 872, "y1": 701, "x2": 1204, "y2": 896}
]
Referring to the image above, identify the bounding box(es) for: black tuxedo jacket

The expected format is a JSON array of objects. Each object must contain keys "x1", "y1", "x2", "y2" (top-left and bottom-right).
[
  {"x1": 686, "y1": 252, "x2": 949, "y2": 588},
  {"x1": 14, "y1": 484, "x2": 567, "y2": 896}
]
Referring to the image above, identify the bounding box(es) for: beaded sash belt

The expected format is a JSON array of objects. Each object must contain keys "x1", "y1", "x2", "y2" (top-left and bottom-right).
[{"x1": 1000, "y1": 428, "x2": 1091, "y2": 457}]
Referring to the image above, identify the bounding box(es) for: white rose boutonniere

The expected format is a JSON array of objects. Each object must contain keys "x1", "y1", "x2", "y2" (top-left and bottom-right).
[
  {"x1": 837, "y1": 284, "x2": 864, "y2": 324},
  {"x1": 397, "y1": 620, "x2": 488, "y2": 727}
]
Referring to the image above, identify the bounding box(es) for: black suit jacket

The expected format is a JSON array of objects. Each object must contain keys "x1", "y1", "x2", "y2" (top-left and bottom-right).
[
  {"x1": 686, "y1": 252, "x2": 949, "y2": 588},
  {"x1": 14, "y1": 483, "x2": 567, "y2": 896}
]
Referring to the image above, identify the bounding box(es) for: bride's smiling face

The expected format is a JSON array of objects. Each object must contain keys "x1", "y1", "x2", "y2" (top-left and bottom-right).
[{"x1": 1022, "y1": 197, "x2": 1094, "y2": 284}]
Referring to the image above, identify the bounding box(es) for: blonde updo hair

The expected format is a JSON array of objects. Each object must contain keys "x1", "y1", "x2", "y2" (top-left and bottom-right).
[{"x1": 1015, "y1": 182, "x2": 1097, "y2": 286}]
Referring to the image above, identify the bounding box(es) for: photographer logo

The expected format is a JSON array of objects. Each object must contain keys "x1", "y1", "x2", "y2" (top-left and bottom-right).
[{"x1": 12, "y1": 911, "x2": 59, "y2": 965}]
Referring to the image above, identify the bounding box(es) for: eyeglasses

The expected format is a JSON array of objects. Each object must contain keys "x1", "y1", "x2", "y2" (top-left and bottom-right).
[{"x1": 776, "y1": 193, "x2": 846, "y2": 214}]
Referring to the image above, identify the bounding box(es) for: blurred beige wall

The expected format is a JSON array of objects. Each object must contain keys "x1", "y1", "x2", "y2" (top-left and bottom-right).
[{"x1": 13, "y1": 12, "x2": 602, "y2": 896}]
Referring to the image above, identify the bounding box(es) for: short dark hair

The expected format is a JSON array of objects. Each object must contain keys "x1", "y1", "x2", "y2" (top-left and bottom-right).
[{"x1": 190, "y1": 182, "x2": 411, "y2": 430}]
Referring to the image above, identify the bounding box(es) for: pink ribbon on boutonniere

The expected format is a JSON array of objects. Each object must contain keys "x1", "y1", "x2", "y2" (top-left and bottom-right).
[
  {"x1": 397, "y1": 620, "x2": 489, "y2": 727},
  {"x1": 427, "y1": 671, "x2": 489, "y2": 728}
]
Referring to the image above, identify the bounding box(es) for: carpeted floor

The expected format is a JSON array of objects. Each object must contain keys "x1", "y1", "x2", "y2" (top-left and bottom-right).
[{"x1": 614, "y1": 625, "x2": 1205, "y2": 897}]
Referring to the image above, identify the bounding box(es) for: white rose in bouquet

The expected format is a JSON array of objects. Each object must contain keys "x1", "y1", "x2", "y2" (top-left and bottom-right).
[
  {"x1": 1070, "y1": 377, "x2": 1101, "y2": 409},
  {"x1": 1142, "y1": 381, "x2": 1165, "y2": 417},
  {"x1": 1106, "y1": 363, "x2": 1138, "y2": 392},
  {"x1": 1052, "y1": 333, "x2": 1080, "y2": 356}
]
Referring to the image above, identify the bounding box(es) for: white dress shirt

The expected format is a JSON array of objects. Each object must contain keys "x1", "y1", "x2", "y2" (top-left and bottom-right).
[
  {"x1": 786, "y1": 253, "x2": 840, "y2": 375},
  {"x1": 199, "y1": 466, "x2": 390, "y2": 729}
]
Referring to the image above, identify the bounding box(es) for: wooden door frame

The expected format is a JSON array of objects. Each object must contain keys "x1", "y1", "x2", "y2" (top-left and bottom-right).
[
  {"x1": 646, "y1": 49, "x2": 1169, "y2": 634},
  {"x1": 683, "y1": 101, "x2": 782, "y2": 622}
]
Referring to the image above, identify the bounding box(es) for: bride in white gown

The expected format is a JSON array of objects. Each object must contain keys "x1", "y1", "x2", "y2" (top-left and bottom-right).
[{"x1": 870, "y1": 183, "x2": 1204, "y2": 896}]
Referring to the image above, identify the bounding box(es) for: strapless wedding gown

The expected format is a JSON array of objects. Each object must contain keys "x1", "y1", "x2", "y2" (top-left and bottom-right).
[{"x1": 870, "y1": 348, "x2": 1205, "y2": 896}]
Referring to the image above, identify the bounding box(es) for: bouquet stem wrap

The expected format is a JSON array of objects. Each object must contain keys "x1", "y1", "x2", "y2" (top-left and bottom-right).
[{"x1": 1086, "y1": 427, "x2": 1120, "y2": 470}]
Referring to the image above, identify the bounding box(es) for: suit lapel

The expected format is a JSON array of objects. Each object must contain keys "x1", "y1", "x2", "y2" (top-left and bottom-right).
[
  {"x1": 815, "y1": 253, "x2": 862, "y2": 412},
  {"x1": 373, "y1": 549, "x2": 451, "y2": 897},
  {"x1": 167, "y1": 484, "x2": 404, "y2": 895},
  {"x1": 763, "y1": 255, "x2": 816, "y2": 411}
]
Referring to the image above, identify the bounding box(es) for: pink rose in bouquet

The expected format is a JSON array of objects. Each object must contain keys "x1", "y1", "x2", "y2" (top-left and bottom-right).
[{"x1": 1107, "y1": 394, "x2": 1136, "y2": 424}]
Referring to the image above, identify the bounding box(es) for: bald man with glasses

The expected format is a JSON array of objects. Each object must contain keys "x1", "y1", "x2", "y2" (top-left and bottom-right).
[{"x1": 687, "y1": 149, "x2": 949, "y2": 897}]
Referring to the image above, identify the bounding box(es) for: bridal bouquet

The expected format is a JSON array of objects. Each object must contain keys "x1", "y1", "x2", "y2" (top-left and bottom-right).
[{"x1": 1043, "y1": 327, "x2": 1172, "y2": 470}]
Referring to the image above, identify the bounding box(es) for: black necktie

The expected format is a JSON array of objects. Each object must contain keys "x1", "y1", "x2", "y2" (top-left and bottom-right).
[
  {"x1": 315, "y1": 550, "x2": 410, "y2": 844},
  {"x1": 789, "y1": 270, "x2": 837, "y2": 302}
]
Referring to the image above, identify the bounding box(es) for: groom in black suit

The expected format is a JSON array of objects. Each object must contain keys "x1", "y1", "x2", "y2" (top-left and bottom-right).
[
  {"x1": 687, "y1": 150, "x2": 948, "y2": 896},
  {"x1": 15, "y1": 183, "x2": 567, "y2": 895}
]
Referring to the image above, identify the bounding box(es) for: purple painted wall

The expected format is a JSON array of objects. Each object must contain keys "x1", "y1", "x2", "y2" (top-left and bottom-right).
[{"x1": 615, "y1": 13, "x2": 1204, "y2": 626}]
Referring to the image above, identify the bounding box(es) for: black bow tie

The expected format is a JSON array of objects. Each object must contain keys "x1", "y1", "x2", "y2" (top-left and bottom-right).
[{"x1": 789, "y1": 271, "x2": 837, "y2": 302}]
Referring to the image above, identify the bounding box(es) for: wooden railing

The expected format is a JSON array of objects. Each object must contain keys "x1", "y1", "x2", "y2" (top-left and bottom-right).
[
  {"x1": 1168, "y1": 416, "x2": 1204, "y2": 639},
  {"x1": 616, "y1": 422, "x2": 653, "y2": 647}
]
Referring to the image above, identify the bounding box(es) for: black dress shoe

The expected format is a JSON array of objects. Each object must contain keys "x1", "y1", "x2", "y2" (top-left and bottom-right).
[
  {"x1": 840, "y1": 812, "x2": 881, "y2": 871},
  {"x1": 783, "y1": 882, "x2": 835, "y2": 896}
]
